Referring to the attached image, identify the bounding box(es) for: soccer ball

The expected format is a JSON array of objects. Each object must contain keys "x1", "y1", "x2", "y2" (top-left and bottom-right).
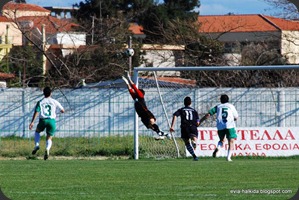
[{"x1": 125, "y1": 48, "x2": 134, "y2": 57}]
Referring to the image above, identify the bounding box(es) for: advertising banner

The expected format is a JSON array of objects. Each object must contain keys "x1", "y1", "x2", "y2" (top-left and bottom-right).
[{"x1": 192, "y1": 127, "x2": 299, "y2": 157}]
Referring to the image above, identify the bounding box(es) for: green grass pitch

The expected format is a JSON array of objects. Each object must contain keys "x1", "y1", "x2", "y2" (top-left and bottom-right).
[{"x1": 0, "y1": 157, "x2": 298, "y2": 200}]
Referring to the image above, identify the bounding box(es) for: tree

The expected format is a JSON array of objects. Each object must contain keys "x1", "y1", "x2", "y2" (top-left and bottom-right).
[
  {"x1": 75, "y1": 0, "x2": 154, "y2": 24},
  {"x1": 241, "y1": 42, "x2": 286, "y2": 66},
  {"x1": 71, "y1": 1, "x2": 145, "y2": 85},
  {"x1": 8, "y1": 46, "x2": 43, "y2": 87},
  {"x1": 138, "y1": 0, "x2": 200, "y2": 43},
  {"x1": 263, "y1": 0, "x2": 299, "y2": 19},
  {"x1": 48, "y1": 41, "x2": 136, "y2": 86},
  {"x1": 1, "y1": 0, "x2": 144, "y2": 88}
]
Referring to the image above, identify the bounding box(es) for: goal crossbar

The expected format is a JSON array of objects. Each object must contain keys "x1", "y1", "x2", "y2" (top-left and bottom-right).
[{"x1": 134, "y1": 65, "x2": 299, "y2": 73}]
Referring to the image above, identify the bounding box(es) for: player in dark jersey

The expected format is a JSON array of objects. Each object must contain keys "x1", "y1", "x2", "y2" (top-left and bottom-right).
[
  {"x1": 170, "y1": 96, "x2": 200, "y2": 161},
  {"x1": 122, "y1": 73, "x2": 168, "y2": 140}
]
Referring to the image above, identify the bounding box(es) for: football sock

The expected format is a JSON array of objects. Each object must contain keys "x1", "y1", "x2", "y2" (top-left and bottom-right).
[
  {"x1": 186, "y1": 143, "x2": 196, "y2": 158},
  {"x1": 34, "y1": 132, "x2": 40, "y2": 147},
  {"x1": 217, "y1": 141, "x2": 223, "y2": 148},
  {"x1": 191, "y1": 140, "x2": 197, "y2": 149},
  {"x1": 227, "y1": 149, "x2": 232, "y2": 160},
  {"x1": 151, "y1": 124, "x2": 161, "y2": 134},
  {"x1": 46, "y1": 140, "x2": 52, "y2": 151}
]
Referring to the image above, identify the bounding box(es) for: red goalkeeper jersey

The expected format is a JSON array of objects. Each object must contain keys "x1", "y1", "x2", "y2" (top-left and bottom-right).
[{"x1": 129, "y1": 84, "x2": 155, "y2": 120}]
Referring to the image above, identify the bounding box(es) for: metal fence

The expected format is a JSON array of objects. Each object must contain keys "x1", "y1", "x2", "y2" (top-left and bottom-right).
[{"x1": 0, "y1": 87, "x2": 299, "y2": 153}]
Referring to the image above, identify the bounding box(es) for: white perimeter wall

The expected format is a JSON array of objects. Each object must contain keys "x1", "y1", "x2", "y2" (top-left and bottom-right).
[{"x1": 0, "y1": 87, "x2": 298, "y2": 157}]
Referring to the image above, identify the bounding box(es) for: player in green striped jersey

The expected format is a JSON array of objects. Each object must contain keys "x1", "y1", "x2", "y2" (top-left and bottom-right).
[
  {"x1": 199, "y1": 94, "x2": 238, "y2": 161},
  {"x1": 29, "y1": 87, "x2": 65, "y2": 160}
]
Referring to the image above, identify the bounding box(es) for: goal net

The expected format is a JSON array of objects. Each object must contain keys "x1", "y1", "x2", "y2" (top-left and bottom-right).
[{"x1": 133, "y1": 65, "x2": 299, "y2": 159}]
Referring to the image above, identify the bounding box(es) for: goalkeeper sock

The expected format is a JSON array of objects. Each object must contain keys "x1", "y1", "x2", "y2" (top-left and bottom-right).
[
  {"x1": 34, "y1": 132, "x2": 40, "y2": 147},
  {"x1": 151, "y1": 124, "x2": 161, "y2": 134}
]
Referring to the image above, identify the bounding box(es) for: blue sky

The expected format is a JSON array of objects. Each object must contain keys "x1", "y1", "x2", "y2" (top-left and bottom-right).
[
  {"x1": 199, "y1": 0, "x2": 282, "y2": 15},
  {"x1": 26, "y1": 0, "x2": 283, "y2": 15}
]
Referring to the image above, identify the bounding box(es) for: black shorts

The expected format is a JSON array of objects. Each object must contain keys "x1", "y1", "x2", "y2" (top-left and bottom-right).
[
  {"x1": 139, "y1": 111, "x2": 155, "y2": 128},
  {"x1": 141, "y1": 117, "x2": 151, "y2": 128},
  {"x1": 181, "y1": 125, "x2": 198, "y2": 139}
]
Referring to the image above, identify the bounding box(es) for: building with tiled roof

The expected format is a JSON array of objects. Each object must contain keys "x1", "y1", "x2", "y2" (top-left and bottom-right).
[
  {"x1": 1, "y1": 2, "x2": 84, "y2": 46},
  {"x1": 198, "y1": 14, "x2": 299, "y2": 64},
  {"x1": 129, "y1": 14, "x2": 299, "y2": 65},
  {"x1": 2, "y1": 1, "x2": 50, "y2": 18},
  {"x1": 0, "y1": 1, "x2": 86, "y2": 76},
  {"x1": 198, "y1": 15, "x2": 278, "y2": 33},
  {"x1": 0, "y1": 72, "x2": 14, "y2": 79},
  {"x1": 0, "y1": 16, "x2": 21, "y2": 81},
  {"x1": 18, "y1": 16, "x2": 78, "y2": 34},
  {"x1": 0, "y1": 72, "x2": 14, "y2": 88},
  {"x1": 129, "y1": 23, "x2": 145, "y2": 39}
]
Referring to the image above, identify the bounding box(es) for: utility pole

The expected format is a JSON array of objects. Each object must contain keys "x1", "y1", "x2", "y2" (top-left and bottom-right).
[
  {"x1": 5, "y1": 24, "x2": 9, "y2": 72},
  {"x1": 128, "y1": 36, "x2": 132, "y2": 75},
  {"x1": 42, "y1": 24, "x2": 46, "y2": 75},
  {"x1": 91, "y1": 15, "x2": 95, "y2": 45}
]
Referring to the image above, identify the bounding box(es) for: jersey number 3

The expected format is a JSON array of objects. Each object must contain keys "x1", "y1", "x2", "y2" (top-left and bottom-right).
[{"x1": 44, "y1": 105, "x2": 52, "y2": 116}]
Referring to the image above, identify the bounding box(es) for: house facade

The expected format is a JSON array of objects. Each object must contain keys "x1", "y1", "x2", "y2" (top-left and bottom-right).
[
  {"x1": 198, "y1": 14, "x2": 299, "y2": 65},
  {"x1": 0, "y1": 2, "x2": 86, "y2": 73},
  {"x1": 0, "y1": 15, "x2": 18, "y2": 85},
  {"x1": 129, "y1": 14, "x2": 299, "y2": 67},
  {"x1": 131, "y1": 14, "x2": 299, "y2": 67}
]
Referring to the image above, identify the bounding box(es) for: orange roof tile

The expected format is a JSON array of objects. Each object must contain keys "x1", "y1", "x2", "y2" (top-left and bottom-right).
[
  {"x1": 198, "y1": 14, "x2": 299, "y2": 33},
  {"x1": 0, "y1": 16, "x2": 12, "y2": 22},
  {"x1": 0, "y1": 72, "x2": 15, "y2": 79},
  {"x1": 198, "y1": 14, "x2": 279, "y2": 33},
  {"x1": 18, "y1": 16, "x2": 78, "y2": 34},
  {"x1": 128, "y1": 15, "x2": 299, "y2": 36},
  {"x1": 129, "y1": 23, "x2": 144, "y2": 35},
  {"x1": 263, "y1": 15, "x2": 299, "y2": 31},
  {"x1": 3, "y1": 2, "x2": 50, "y2": 13}
]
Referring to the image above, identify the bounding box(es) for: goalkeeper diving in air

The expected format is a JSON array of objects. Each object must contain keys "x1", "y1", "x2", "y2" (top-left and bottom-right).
[{"x1": 122, "y1": 72, "x2": 169, "y2": 140}]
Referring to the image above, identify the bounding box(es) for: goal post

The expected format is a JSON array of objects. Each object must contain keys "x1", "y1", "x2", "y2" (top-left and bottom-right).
[{"x1": 133, "y1": 65, "x2": 299, "y2": 160}]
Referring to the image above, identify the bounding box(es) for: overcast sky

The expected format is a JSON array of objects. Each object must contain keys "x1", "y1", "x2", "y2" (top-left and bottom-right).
[{"x1": 26, "y1": 0, "x2": 284, "y2": 15}]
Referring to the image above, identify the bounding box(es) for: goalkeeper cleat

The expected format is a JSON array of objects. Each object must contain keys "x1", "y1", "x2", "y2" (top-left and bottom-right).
[
  {"x1": 212, "y1": 148, "x2": 219, "y2": 158},
  {"x1": 154, "y1": 135, "x2": 165, "y2": 140},
  {"x1": 125, "y1": 71, "x2": 132, "y2": 81},
  {"x1": 122, "y1": 76, "x2": 129, "y2": 84},
  {"x1": 159, "y1": 131, "x2": 164, "y2": 136},
  {"x1": 32, "y1": 146, "x2": 40, "y2": 155},
  {"x1": 44, "y1": 150, "x2": 49, "y2": 160},
  {"x1": 160, "y1": 132, "x2": 171, "y2": 139},
  {"x1": 193, "y1": 156, "x2": 199, "y2": 161},
  {"x1": 165, "y1": 133, "x2": 171, "y2": 139}
]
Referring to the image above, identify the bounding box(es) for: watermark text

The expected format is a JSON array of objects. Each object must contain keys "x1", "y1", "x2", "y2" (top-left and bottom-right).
[{"x1": 230, "y1": 189, "x2": 292, "y2": 195}]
